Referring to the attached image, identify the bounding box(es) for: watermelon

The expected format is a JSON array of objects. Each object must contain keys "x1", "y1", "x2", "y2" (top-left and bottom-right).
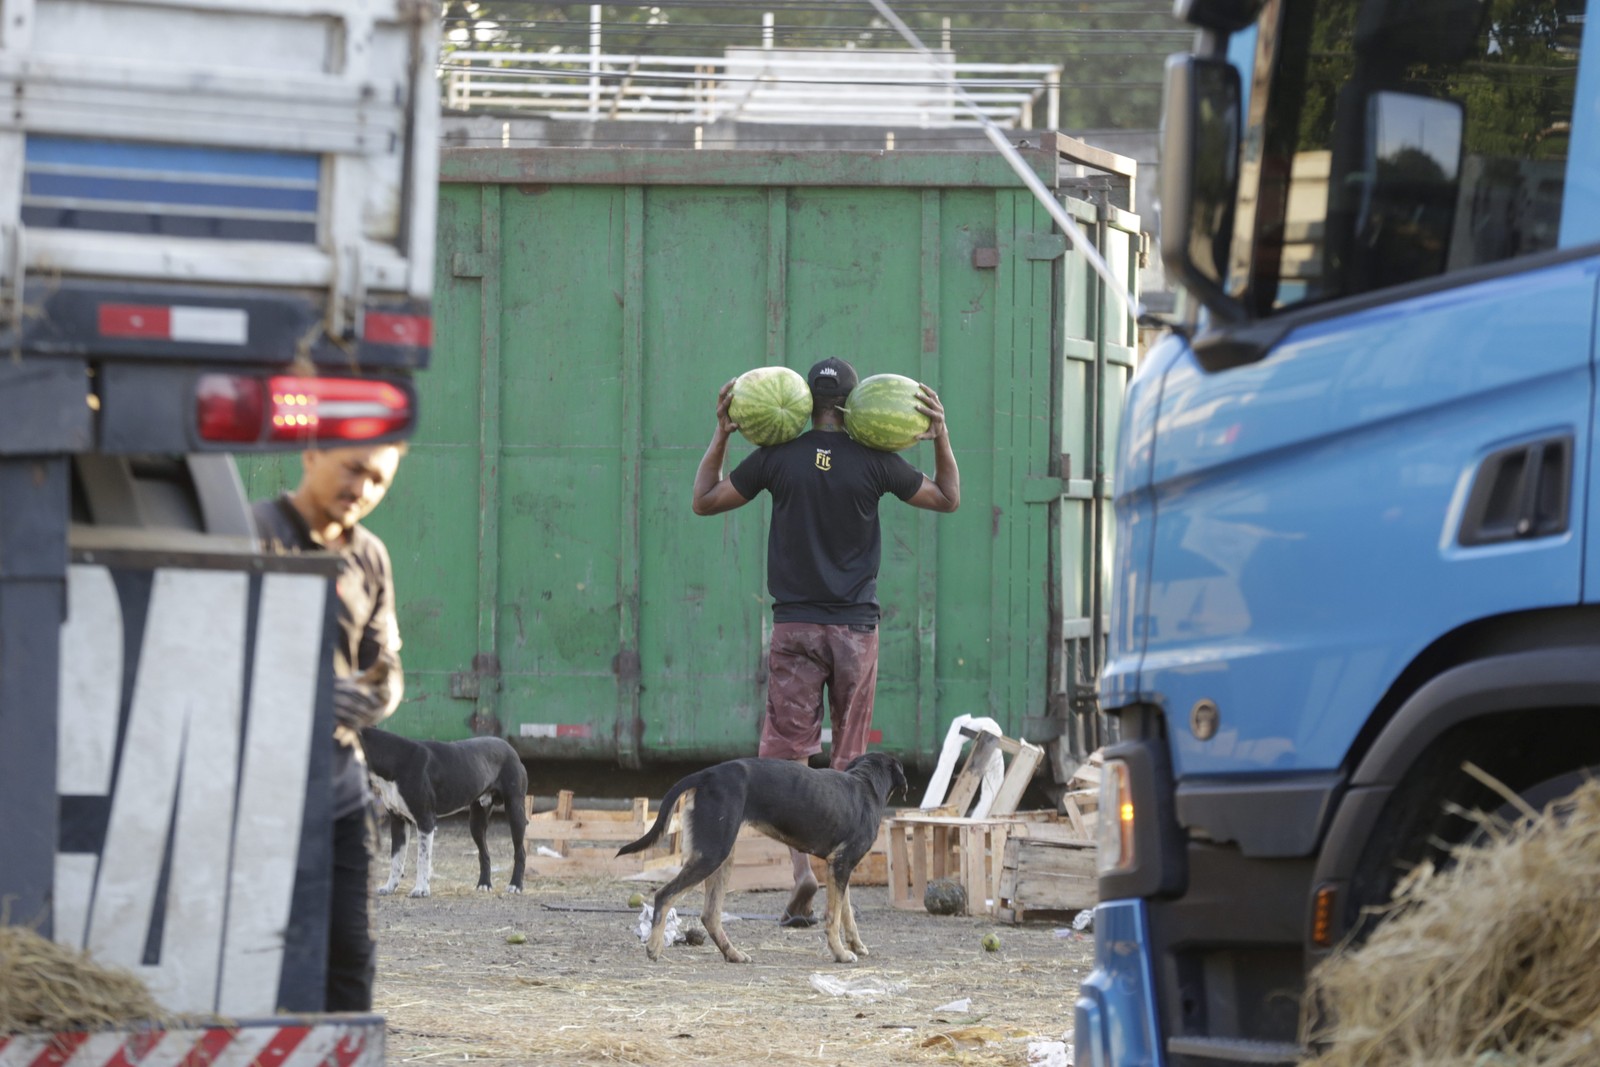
[
  {"x1": 842, "y1": 373, "x2": 930, "y2": 452},
  {"x1": 728, "y1": 366, "x2": 811, "y2": 447}
]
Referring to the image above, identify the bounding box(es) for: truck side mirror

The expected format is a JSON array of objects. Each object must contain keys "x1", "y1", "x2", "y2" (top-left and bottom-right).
[
  {"x1": 1174, "y1": 0, "x2": 1263, "y2": 32},
  {"x1": 1349, "y1": 91, "x2": 1465, "y2": 290},
  {"x1": 1160, "y1": 54, "x2": 1249, "y2": 327}
]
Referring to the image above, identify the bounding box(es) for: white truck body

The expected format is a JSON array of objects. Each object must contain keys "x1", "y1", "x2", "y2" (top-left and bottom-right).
[
  {"x1": 0, "y1": 0, "x2": 439, "y2": 329},
  {"x1": 0, "y1": 0, "x2": 439, "y2": 1031}
]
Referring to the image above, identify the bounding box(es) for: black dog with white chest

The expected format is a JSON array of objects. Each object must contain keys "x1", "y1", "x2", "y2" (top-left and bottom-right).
[
  {"x1": 618, "y1": 752, "x2": 907, "y2": 964},
  {"x1": 360, "y1": 728, "x2": 529, "y2": 897}
]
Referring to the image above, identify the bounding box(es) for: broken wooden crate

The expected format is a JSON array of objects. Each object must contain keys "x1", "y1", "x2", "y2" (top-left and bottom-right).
[
  {"x1": 655, "y1": 819, "x2": 889, "y2": 893},
  {"x1": 995, "y1": 821, "x2": 1098, "y2": 923},
  {"x1": 1056, "y1": 748, "x2": 1104, "y2": 837},
  {"x1": 523, "y1": 790, "x2": 682, "y2": 878},
  {"x1": 523, "y1": 789, "x2": 889, "y2": 889}
]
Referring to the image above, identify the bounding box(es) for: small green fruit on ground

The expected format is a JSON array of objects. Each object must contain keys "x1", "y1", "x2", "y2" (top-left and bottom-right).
[
  {"x1": 628, "y1": 892, "x2": 645, "y2": 908},
  {"x1": 981, "y1": 932, "x2": 1001, "y2": 952},
  {"x1": 506, "y1": 932, "x2": 527, "y2": 945}
]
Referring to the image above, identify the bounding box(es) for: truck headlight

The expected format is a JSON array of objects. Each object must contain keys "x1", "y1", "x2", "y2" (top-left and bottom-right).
[{"x1": 1098, "y1": 759, "x2": 1137, "y2": 874}]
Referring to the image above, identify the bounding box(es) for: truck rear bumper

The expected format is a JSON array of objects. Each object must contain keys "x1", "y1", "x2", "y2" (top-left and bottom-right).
[
  {"x1": 1074, "y1": 900, "x2": 1164, "y2": 1067},
  {"x1": 0, "y1": 1016, "x2": 384, "y2": 1067}
]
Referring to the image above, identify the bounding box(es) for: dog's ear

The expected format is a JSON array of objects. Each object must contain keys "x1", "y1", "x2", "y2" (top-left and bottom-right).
[{"x1": 891, "y1": 758, "x2": 908, "y2": 800}]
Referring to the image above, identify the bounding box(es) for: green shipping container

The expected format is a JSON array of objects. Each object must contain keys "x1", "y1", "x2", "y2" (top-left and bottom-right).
[{"x1": 240, "y1": 134, "x2": 1138, "y2": 784}]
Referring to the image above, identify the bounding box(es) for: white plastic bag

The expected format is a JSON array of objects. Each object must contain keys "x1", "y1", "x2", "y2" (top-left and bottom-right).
[
  {"x1": 635, "y1": 903, "x2": 680, "y2": 945},
  {"x1": 808, "y1": 973, "x2": 908, "y2": 1000}
]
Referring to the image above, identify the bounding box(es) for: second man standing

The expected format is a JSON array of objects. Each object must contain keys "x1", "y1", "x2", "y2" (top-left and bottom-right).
[{"x1": 691, "y1": 357, "x2": 960, "y2": 927}]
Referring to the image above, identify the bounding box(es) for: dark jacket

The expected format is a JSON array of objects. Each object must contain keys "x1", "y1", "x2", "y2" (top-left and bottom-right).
[{"x1": 252, "y1": 493, "x2": 403, "y2": 819}]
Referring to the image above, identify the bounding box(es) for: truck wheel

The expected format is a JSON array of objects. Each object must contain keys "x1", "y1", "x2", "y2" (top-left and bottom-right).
[
  {"x1": 1461, "y1": 765, "x2": 1598, "y2": 846},
  {"x1": 1343, "y1": 715, "x2": 1600, "y2": 943}
]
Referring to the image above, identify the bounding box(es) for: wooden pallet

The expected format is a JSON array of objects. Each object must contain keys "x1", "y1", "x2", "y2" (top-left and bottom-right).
[
  {"x1": 522, "y1": 790, "x2": 683, "y2": 878},
  {"x1": 526, "y1": 789, "x2": 892, "y2": 890},
  {"x1": 652, "y1": 820, "x2": 890, "y2": 892},
  {"x1": 994, "y1": 823, "x2": 1098, "y2": 923}
]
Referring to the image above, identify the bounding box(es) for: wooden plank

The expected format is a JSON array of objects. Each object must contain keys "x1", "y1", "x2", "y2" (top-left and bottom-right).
[
  {"x1": 553, "y1": 790, "x2": 573, "y2": 854},
  {"x1": 888, "y1": 822, "x2": 915, "y2": 908},
  {"x1": 987, "y1": 740, "x2": 1044, "y2": 816},
  {"x1": 526, "y1": 851, "x2": 657, "y2": 878},
  {"x1": 1008, "y1": 843, "x2": 1098, "y2": 875},
  {"x1": 526, "y1": 816, "x2": 663, "y2": 841},
  {"x1": 1006, "y1": 821, "x2": 1095, "y2": 845},
  {"x1": 529, "y1": 807, "x2": 645, "y2": 824},
  {"x1": 1069, "y1": 762, "x2": 1103, "y2": 786},
  {"x1": 911, "y1": 822, "x2": 930, "y2": 903},
  {"x1": 1061, "y1": 796, "x2": 1088, "y2": 837},
  {"x1": 1008, "y1": 871, "x2": 1097, "y2": 912}
]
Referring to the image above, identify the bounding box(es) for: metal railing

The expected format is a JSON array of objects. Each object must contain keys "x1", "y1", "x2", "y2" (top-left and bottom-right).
[{"x1": 441, "y1": 49, "x2": 1061, "y2": 129}]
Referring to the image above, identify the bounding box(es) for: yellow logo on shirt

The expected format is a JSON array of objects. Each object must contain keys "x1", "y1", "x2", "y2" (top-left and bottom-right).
[{"x1": 815, "y1": 449, "x2": 832, "y2": 471}]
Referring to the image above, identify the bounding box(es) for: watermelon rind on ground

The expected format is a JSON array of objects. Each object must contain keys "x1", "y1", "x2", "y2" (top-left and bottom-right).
[
  {"x1": 729, "y1": 366, "x2": 812, "y2": 447},
  {"x1": 842, "y1": 373, "x2": 930, "y2": 452}
]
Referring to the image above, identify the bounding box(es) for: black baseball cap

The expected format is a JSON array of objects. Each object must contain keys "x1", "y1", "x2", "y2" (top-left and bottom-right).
[{"x1": 808, "y1": 357, "x2": 859, "y2": 397}]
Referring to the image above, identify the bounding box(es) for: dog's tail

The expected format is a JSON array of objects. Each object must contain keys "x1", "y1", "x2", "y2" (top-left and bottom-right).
[{"x1": 616, "y1": 772, "x2": 701, "y2": 857}]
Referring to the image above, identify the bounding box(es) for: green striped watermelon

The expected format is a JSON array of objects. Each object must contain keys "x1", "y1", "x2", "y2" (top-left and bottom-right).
[
  {"x1": 729, "y1": 366, "x2": 811, "y2": 447},
  {"x1": 842, "y1": 373, "x2": 930, "y2": 452}
]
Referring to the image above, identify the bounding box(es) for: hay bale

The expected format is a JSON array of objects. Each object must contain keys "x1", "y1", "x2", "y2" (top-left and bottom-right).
[
  {"x1": 0, "y1": 925, "x2": 168, "y2": 1034},
  {"x1": 1302, "y1": 775, "x2": 1600, "y2": 1067}
]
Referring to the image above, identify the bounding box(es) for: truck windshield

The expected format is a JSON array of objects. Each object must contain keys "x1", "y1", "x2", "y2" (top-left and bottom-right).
[{"x1": 1233, "y1": 0, "x2": 1585, "y2": 314}]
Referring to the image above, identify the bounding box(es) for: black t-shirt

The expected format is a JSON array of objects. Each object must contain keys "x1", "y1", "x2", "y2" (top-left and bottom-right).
[{"x1": 729, "y1": 428, "x2": 924, "y2": 624}]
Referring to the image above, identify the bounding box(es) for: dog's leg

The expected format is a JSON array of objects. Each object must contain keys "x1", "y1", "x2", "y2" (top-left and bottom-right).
[
  {"x1": 377, "y1": 815, "x2": 408, "y2": 896},
  {"x1": 505, "y1": 779, "x2": 528, "y2": 894},
  {"x1": 647, "y1": 851, "x2": 722, "y2": 962},
  {"x1": 411, "y1": 822, "x2": 436, "y2": 898},
  {"x1": 839, "y1": 866, "x2": 868, "y2": 958},
  {"x1": 469, "y1": 799, "x2": 493, "y2": 892},
  {"x1": 700, "y1": 857, "x2": 750, "y2": 964},
  {"x1": 822, "y1": 859, "x2": 858, "y2": 964}
]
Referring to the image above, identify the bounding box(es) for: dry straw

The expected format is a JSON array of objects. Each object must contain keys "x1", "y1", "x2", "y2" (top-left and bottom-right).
[
  {"x1": 1301, "y1": 769, "x2": 1600, "y2": 1067},
  {"x1": 0, "y1": 924, "x2": 169, "y2": 1034}
]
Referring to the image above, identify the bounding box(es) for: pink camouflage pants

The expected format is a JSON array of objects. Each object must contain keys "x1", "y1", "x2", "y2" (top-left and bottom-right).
[{"x1": 758, "y1": 621, "x2": 879, "y2": 768}]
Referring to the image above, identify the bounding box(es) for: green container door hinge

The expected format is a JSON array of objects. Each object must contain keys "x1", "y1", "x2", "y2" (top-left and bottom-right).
[{"x1": 1022, "y1": 476, "x2": 1095, "y2": 503}]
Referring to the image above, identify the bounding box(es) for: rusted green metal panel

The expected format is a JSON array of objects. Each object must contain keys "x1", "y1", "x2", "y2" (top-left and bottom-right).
[{"x1": 239, "y1": 137, "x2": 1136, "y2": 776}]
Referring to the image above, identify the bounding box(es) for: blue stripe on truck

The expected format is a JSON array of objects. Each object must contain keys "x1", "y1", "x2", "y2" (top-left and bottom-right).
[{"x1": 23, "y1": 136, "x2": 320, "y2": 243}]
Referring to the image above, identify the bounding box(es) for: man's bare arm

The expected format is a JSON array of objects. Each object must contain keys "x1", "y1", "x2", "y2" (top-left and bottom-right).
[
  {"x1": 907, "y1": 384, "x2": 959, "y2": 513},
  {"x1": 692, "y1": 379, "x2": 753, "y2": 516}
]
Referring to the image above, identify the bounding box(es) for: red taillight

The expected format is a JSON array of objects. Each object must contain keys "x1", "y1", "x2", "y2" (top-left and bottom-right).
[
  {"x1": 196, "y1": 375, "x2": 264, "y2": 442},
  {"x1": 197, "y1": 374, "x2": 413, "y2": 445},
  {"x1": 363, "y1": 311, "x2": 432, "y2": 347}
]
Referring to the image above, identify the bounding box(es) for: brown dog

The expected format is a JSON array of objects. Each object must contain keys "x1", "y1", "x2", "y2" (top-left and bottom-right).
[{"x1": 618, "y1": 753, "x2": 906, "y2": 964}]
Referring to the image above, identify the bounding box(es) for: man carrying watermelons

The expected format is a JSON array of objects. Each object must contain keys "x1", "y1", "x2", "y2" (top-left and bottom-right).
[{"x1": 691, "y1": 356, "x2": 960, "y2": 928}]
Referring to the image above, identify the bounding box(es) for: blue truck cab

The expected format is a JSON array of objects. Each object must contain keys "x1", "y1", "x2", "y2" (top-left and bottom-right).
[{"x1": 1076, "y1": 1, "x2": 1600, "y2": 1064}]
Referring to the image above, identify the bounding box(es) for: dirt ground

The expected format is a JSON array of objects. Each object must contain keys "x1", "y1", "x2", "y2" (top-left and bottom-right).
[{"x1": 372, "y1": 811, "x2": 1091, "y2": 1066}]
